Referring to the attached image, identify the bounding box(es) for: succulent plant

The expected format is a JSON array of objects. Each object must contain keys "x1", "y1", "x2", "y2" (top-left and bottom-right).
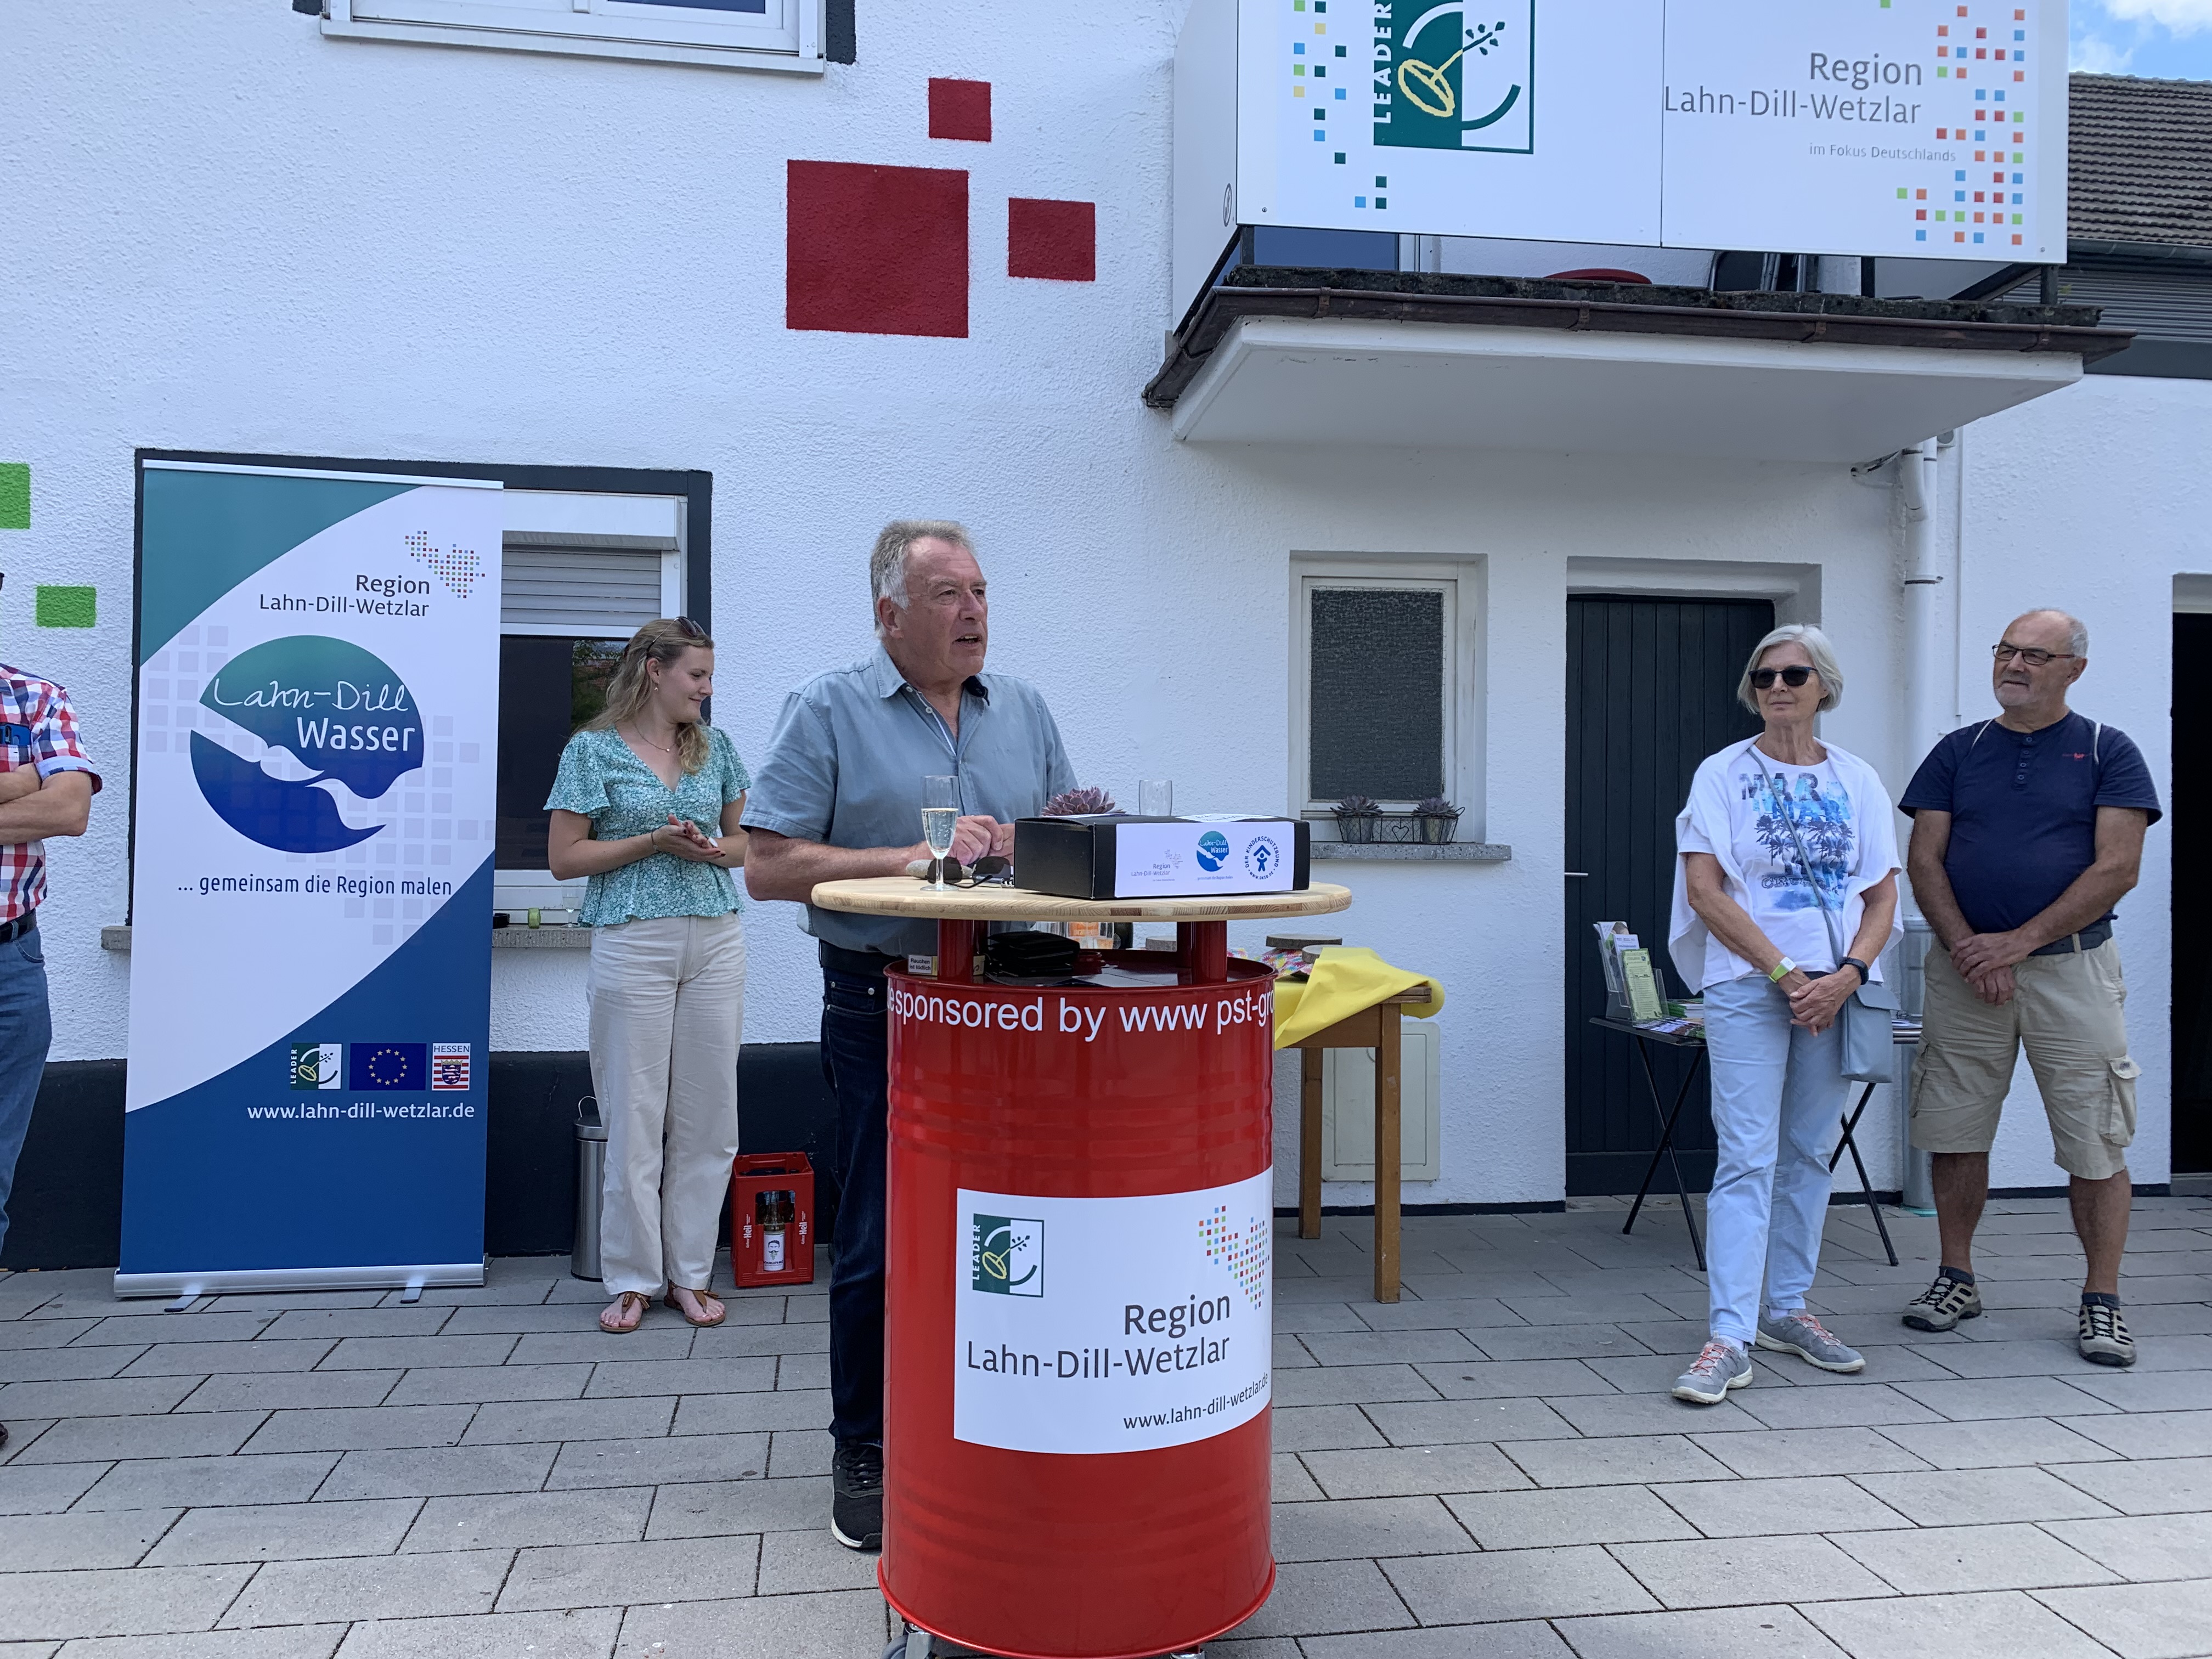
[
  {"x1": 1333, "y1": 795, "x2": 1382, "y2": 816},
  {"x1": 1413, "y1": 796, "x2": 1462, "y2": 818},
  {"x1": 1045, "y1": 786, "x2": 1119, "y2": 816}
]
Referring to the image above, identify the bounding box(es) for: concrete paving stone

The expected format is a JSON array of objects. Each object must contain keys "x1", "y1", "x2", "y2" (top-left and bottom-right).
[
  {"x1": 611, "y1": 1589, "x2": 888, "y2": 1658},
  {"x1": 75, "y1": 1453, "x2": 338, "y2": 1511},
  {"x1": 145, "y1": 1497, "x2": 420, "y2": 1565},
  {"x1": 1297, "y1": 1622, "x2": 1574, "y2": 1658},
  {"x1": 778, "y1": 1295, "x2": 830, "y2": 1326},
  {"x1": 1273, "y1": 1453, "x2": 1324, "y2": 1502},
  {"x1": 546, "y1": 1432, "x2": 768, "y2": 1491},
  {"x1": 261, "y1": 1309, "x2": 454, "y2": 1341},
  {"x1": 245, "y1": 1403, "x2": 478, "y2": 1454},
  {"x1": 54, "y1": 1626, "x2": 347, "y2": 1659},
  {"x1": 1874, "y1": 1415, "x2": 2122, "y2": 1470},
  {"x1": 18, "y1": 1411, "x2": 264, "y2": 1464},
  {"x1": 2, "y1": 1322, "x2": 105, "y2": 1352},
  {"x1": 2060, "y1": 1408, "x2": 2212, "y2": 1460},
  {"x1": 319, "y1": 1336, "x2": 520, "y2": 1370},
  {"x1": 0, "y1": 1419, "x2": 56, "y2": 1464},
  {"x1": 319, "y1": 1443, "x2": 557, "y2": 1501},
  {"x1": 1301, "y1": 1442, "x2": 1533, "y2": 1499},
  {"x1": 499, "y1": 1534, "x2": 759, "y2": 1611},
  {"x1": 1232, "y1": 1557, "x2": 1418, "y2": 1637},
  {"x1": 1534, "y1": 1268, "x2": 1708, "y2": 1297},
  {"x1": 116, "y1": 1341, "x2": 340, "y2": 1379},
  {"x1": 643, "y1": 1476, "x2": 825, "y2": 1539},
  {"x1": 754, "y1": 1526, "x2": 884, "y2": 1594},
  {"x1": 2122, "y1": 1302, "x2": 2212, "y2": 1336},
  {"x1": 1273, "y1": 1334, "x2": 1318, "y2": 1369},
  {"x1": 1498, "y1": 1293, "x2": 1679, "y2": 1325},
  {"x1": 1650, "y1": 1474, "x2": 1912, "y2": 1537},
  {"x1": 1207, "y1": 1638, "x2": 1300, "y2": 1659},
  {"x1": 1269, "y1": 1494, "x2": 1475, "y2": 1562},
  {"x1": 221, "y1": 1548, "x2": 512, "y2": 1628},
  {"x1": 1889, "y1": 1375, "x2": 2116, "y2": 1420},
  {"x1": 1952, "y1": 1307, "x2": 2080, "y2": 1344},
  {"x1": 176, "y1": 1372, "x2": 399, "y2": 1413},
  {"x1": 1834, "y1": 1521, "x2": 2120, "y2": 1594},
  {"x1": 2039, "y1": 1510, "x2": 2212, "y2": 1582},
  {"x1": 1545, "y1": 1389, "x2": 1769, "y2": 1438},
  {"x1": 1426, "y1": 1268, "x2": 1574, "y2": 1297},
  {"x1": 2047, "y1": 1455, "x2": 2212, "y2": 1515},
  {"x1": 334, "y1": 1607, "x2": 620, "y2": 1659},
  {"x1": 1363, "y1": 1397, "x2": 1577, "y2": 1446},
  {"x1": 1689, "y1": 1425, "x2": 1933, "y2": 1479},
  {"x1": 383, "y1": 1363, "x2": 591, "y2": 1406},
  {"x1": 463, "y1": 1396, "x2": 672, "y2": 1446},
  {"x1": 1498, "y1": 1434, "x2": 1735, "y2": 1488},
  {"x1": 402, "y1": 1487, "x2": 652, "y2": 1553},
  {"x1": 1732, "y1": 1384, "x2": 1946, "y2": 1431},
  {"x1": 1854, "y1": 1465, "x2": 2121, "y2": 1526},
  {"x1": 1275, "y1": 1277, "x2": 1388, "y2": 1305},
  {"x1": 1384, "y1": 1543, "x2": 1660, "y2": 1624},
  {"x1": 1272, "y1": 1406, "x2": 1393, "y2": 1453},
  {"x1": 1413, "y1": 1359, "x2": 1619, "y2": 1399},
  {"x1": 1781, "y1": 1348, "x2": 1968, "y2": 1389},
  {"x1": 505, "y1": 1330, "x2": 692, "y2": 1367},
  {"x1": 441, "y1": 1304, "x2": 649, "y2": 1335},
  {"x1": 1444, "y1": 1485, "x2": 1698, "y2": 1550},
  {"x1": 1468, "y1": 1325, "x2": 1657, "y2": 1363},
  {"x1": 0, "y1": 1507, "x2": 179, "y2": 1569},
  {"x1": 0, "y1": 1460, "x2": 105, "y2": 1515},
  {"x1": 765, "y1": 1429, "x2": 831, "y2": 1479},
  {"x1": 1808, "y1": 1283, "x2": 1940, "y2": 1316},
  {"x1": 2118, "y1": 1251, "x2": 2212, "y2": 1277},
  {"x1": 546, "y1": 1277, "x2": 623, "y2": 1306},
  {"x1": 2034, "y1": 1578, "x2": 2212, "y2": 1659},
  {"x1": 0, "y1": 1347, "x2": 140, "y2": 1385},
  {"x1": 1804, "y1": 1589, "x2": 2117, "y2": 1659},
  {"x1": 684, "y1": 1325, "x2": 831, "y2": 1361},
  {"x1": 0, "y1": 1565, "x2": 254, "y2": 1641},
  {"x1": 1350, "y1": 1298, "x2": 1528, "y2": 1332},
  {"x1": 207, "y1": 1292, "x2": 390, "y2": 1313},
  {"x1": 584, "y1": 1362, "x2": 774, "y2": 1407},
  {"x1": 1610, "y1": 1533, "x2": 1894, "y2": 1609},
  {"x1": 1274, "y1": 1364, "x2": 1442, "y2": 1408},
  {"x1": 1553, "y1": 1604, "x2": 1850, "y2": 1659},
  {"x1": 70, "y1": 1316, "x2": 274, "y2": 1347},
  {"x1": 0, "y1": 1376, "x2": 203, "y2": 1418},
  {"x1": 1604, "y1": 1321, "x2": 1722, "y2": 1356},
  {"x1": 1272, "y1": 1302, "x2": 1373, "y2": 1334},
  {"x1": 1299, "y1": 1329, "x2": 1493, "y2": 1367},
  {"x1": 670, "y1": 1388, "x2": 829, "y2": 1436},
  {"x1": 1902, "y1": 1338, "x2": 2087, "y2": 1378},
  {"x1": 2117, "y1": 1274, "x2": 2212, "y2": 1304}
]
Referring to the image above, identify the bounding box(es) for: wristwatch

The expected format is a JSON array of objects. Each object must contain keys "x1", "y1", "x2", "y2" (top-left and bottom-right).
[
  {"x1": 1839, "y1": 957, "x2": 1871, "y2": 986},
  {"x1": 1767, "y1": 957, "x2": 1797, "y2": 983}
]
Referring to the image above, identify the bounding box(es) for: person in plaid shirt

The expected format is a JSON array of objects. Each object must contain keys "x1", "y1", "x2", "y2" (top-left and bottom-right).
[{"x1": 0, "y1": 659, "x2": 98, "y2": 1455}]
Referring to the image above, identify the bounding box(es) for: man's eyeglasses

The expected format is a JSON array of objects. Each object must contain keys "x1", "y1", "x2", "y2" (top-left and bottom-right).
[
  {"x1": 1751, "y1": 666, "x2": 1815, "y2": 689},
  {"x1": 944, "y1": 855, "x2": 1013, "y2": 888},
  {"x1": 1992, "y1": 642, "x2": 2074, "y2": 668}
]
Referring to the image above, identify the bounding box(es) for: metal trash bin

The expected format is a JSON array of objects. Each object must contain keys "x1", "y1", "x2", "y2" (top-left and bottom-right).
[
  {"x1": 1898, "y1": 919, "x2": 1936, "y2": 1215},
  {"x1": 573, "y1": 1097, "x2": 607, "y2": 1282}
]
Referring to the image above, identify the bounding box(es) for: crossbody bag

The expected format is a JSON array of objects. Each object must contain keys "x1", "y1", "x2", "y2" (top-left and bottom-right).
[{"x1": 1768, "y1": 765, "x2": 1899, "y2": 1083}]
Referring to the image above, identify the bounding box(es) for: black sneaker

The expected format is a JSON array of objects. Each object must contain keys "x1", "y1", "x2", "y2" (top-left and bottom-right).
[
  {"x1": 831, "y1": 1439, "x2": 884, "y2": 1551},
  {"x1": 2079, "y1": 1297, "x2": 2136, "y2": 1368},
  {"x1": 1902, "y1": 1270, "x2": 1982, "y2": 1333}
]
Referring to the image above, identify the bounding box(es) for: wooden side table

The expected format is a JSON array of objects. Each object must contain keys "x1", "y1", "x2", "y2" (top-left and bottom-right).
[{"x1": 1287, "y1": 987, "x2": 1435, "y2": 1304}]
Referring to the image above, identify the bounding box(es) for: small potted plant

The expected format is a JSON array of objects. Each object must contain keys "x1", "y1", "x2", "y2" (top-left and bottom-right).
[
  {"x1": 1414, "y1": 795, "x2": 1462, "y2": 844},
  {"x1": 1044, "y1": 787, "x2": 1119, "y2": 816},
  {"x1": 1332, "y1": 794, "x2": 1382, "y2": 844}
]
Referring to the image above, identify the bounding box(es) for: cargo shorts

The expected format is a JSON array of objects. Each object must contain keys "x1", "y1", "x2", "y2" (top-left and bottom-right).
[{"x1": 1910, "y1": 938, "x2": 2138, "y2": 1181}]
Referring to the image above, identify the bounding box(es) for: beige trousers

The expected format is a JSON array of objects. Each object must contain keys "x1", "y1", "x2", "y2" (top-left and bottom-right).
[{"x1": 588, "y1": 913, "x2": 745, "y2": 1296}]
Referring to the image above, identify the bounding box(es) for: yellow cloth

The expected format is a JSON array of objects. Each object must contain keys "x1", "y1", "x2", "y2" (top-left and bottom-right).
[{"x1": 1272, "y1": 946, "x2": 1445, "y2": 1049}]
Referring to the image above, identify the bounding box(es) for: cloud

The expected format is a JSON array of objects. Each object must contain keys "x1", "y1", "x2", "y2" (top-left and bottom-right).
[
  {"x1": 2098, "y1": 0, "x2": 2212, "y2": 33},
  {"x1": 2071, "y1": 30, "x2": 2137, "y2": 70}
]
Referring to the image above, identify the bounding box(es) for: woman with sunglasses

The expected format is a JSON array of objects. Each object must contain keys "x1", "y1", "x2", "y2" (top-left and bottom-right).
[
  {"x1": 546, "y1": 618, "x2": 751, "y2": 1336},
  {"x1": 1665, "y1": 624, "x2": 1901, "y2": 1404}
]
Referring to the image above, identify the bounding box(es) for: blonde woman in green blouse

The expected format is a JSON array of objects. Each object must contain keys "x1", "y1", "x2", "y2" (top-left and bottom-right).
[{"x1": 547, "y1": 619, "x2": 751, "y2": 1336}]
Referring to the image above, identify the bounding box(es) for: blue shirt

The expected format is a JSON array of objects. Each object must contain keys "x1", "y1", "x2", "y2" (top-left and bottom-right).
[
  {"x1": 741, "y1": 648, "x2": 1077, "y2": 956},
  {"x1": 1901, "y1": 712, "x2": 2162, "y2": 935},
  {"x1": 544, "y1": 726, "x2": 751, "y2": 927}
]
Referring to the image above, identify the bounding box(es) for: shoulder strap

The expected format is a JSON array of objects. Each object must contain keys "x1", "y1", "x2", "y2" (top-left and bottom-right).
[{"x1": 1965, "y1": 719, "x2": 1996, "y2": 751}]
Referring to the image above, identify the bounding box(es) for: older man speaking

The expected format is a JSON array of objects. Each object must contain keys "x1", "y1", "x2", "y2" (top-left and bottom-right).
[{"x1": 743, "y1": 521, "x2": 1075, "y2": 1551}]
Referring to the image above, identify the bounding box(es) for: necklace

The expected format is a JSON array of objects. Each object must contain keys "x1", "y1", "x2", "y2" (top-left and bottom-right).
[{"x1": 626, "y1": 723, "x2": 680, "y2": 757}]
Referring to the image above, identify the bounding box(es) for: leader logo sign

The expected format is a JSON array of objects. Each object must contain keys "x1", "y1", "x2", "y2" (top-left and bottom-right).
[{"x1": 1376, "y1": 0, "x2": 1536, "y2": 156}]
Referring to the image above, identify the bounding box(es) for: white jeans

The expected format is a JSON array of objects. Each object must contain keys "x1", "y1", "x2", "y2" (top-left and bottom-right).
[
  {"x1": 588, "y1": 913, "x2": 745, "y2": 1297},
  {"x1": 1701, "y1": 972, "x2": 1847, "y2": 1345}
]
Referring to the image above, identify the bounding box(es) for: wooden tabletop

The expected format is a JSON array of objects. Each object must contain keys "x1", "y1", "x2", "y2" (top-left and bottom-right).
[{"x1": 809, "y1": 876, "x2": 1354, "y2": 923}]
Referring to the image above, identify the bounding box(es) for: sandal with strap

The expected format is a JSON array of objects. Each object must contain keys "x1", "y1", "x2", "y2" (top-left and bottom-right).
[
  {"x1": 665, "y1": 1287, "x2": 726, "y2": 1329},
  {"x1": 599, "y1": 1291, "x2": 651, "y2": 1335}
]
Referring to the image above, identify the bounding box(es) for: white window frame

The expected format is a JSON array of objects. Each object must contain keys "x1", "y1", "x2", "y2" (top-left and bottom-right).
[
  {"x1": 1290, "y1": 559, "x2": 1484, "y2": 836},
  {"x1": 323, "y1": 0, "x2": 824, "y2": 76}
]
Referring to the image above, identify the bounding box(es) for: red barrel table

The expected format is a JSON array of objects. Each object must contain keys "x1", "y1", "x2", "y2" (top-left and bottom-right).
[{"x1": 811, "y1": 879, "x2": 1352, "y2": 1659}]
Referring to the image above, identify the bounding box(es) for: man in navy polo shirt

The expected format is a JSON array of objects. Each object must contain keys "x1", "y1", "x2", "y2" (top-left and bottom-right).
[{"x1": 1900, "y1": 608, "x2": 2161, "y2": 1366}]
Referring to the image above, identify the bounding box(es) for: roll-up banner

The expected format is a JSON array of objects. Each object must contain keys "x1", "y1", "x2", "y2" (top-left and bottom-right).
[{"x1": 119, "y1": 461, "x2": 503, "y2": 1297}]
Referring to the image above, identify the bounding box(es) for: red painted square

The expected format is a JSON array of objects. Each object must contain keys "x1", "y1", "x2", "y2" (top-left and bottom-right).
[
  {"x1": 1007, "y1": 198, "x2": 1096, "y2": 281},
  {"x1": 929, "y1": 78, "x2": 992, "y2": 142},
  {"x1": 787, "y1": 161, "x2": 968, "y2": 338}
]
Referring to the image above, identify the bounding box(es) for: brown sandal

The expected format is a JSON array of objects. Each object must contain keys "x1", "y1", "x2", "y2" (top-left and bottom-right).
[
  {"x1": 599, "y1": 1291, "x2": 651, "y2": 1334},
  {"x1": 664, "y1": 1287, "x2": 726, "y2": 1329}
]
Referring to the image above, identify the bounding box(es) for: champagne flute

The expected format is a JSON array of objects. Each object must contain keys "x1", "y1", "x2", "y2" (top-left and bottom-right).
[{"x1": 921, "y1": 775, "x2": 960, "y2": 891}]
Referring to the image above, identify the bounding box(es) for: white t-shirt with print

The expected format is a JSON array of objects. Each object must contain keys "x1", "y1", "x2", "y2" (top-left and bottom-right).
[{"x1": 1679, "y1": 752, "x2": 1857, "y2": 976}]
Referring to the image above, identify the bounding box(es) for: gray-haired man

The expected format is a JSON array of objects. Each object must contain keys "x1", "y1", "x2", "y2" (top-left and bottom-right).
[{"x1": 743, "y1": 521, "x2": 1074, "y2": 1550}]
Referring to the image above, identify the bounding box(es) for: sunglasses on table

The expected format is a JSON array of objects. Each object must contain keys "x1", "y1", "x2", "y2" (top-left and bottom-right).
[
  {"x1": 1991, "y1": 642, "x2": 2075, "y2": 668},
  {"x1": 1751, "y1": 666, "x2": 1816, "y2": 689},
  {"x1": 940, "y1": 855, "x2": 1013, "y2": 888}
]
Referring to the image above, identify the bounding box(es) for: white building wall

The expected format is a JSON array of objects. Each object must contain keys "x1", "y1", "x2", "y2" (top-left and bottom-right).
[{"x1": 4, "y1": 1, "x2": 2188, "y2": 1204}]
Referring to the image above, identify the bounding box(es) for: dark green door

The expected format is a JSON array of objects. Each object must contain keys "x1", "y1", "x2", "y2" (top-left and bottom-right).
[{"x1": 1564, "y1": 595, "x2": 1774, "y2": 1195}]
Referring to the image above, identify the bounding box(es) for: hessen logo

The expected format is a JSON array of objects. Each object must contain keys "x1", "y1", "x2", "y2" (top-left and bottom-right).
[
  {"x1": 1243, "y1": 836, "x2": 1283, "y2": 880},
  {"x1": 972, "y1": 1215, "x2": 1043, "y2": 1297},
  {"x1": 191, "y1": 636, "x2": 422, "y2": 854},
  {"x1": 1375, "y1": 0, "x2": 1535, "y2": 157},
  {"x1": 1195, "y1": 830, "x2": 1232, "y2": 872}
]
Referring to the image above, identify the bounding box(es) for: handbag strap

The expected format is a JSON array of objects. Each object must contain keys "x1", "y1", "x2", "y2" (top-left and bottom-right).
[{"x1": 1763, "y1": 755, "x2": 1849, "y2": 968}]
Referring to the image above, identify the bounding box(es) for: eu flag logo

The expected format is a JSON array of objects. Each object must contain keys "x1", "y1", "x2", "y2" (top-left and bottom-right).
[{"x1": 348, "y1": 1042, "x2": 427, "y2": 1091}]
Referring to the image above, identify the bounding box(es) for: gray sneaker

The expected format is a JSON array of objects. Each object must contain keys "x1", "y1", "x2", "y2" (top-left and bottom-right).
[
  {"x1": 1672, "y1": 1339, "x2": 1753, "y2": 1406},
  {"x1": 1903, "y1": 1271, "x2": 1982, "y2": 1333},
  {"x1": 2079, "y1": 1299, "x2": 2136, "y2": 1368},
  {"x1": 1756, "y1": 1311, "x2": 1865, "y2": 1373}
]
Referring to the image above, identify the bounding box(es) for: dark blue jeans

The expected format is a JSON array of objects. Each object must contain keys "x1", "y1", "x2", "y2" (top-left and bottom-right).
[
  {"x1": 0, "y1": 924, "x2": 53, "y2": 1261},
  {"x1": 820, "y1": 963, "x2": 890, "y2": 1447}
]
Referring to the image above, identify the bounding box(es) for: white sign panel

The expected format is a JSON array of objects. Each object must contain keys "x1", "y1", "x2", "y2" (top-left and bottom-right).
[
  {"x1": 954, "y1": 1171, "x2": 1274, "y2": 1454},
  {"x1": 1113, "y1": 821, "x2": 1296, "y2": 898},
  {"x1": 1236, "y1": 0, "x2": 2066, "y2": 262}
]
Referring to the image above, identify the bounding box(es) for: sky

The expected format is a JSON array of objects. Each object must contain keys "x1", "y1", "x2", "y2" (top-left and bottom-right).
[{"x1": 2072, "y1": 0, "x2": 2212, "y2": 78}]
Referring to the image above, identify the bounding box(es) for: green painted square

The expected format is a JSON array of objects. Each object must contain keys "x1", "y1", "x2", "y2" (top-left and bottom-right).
[
  {"x1": 1897, "y1": 188, "x2": 1908, "y2": 198},
  {"x1": 35, "y1": 586, "x2": 95, "y2": 629},
  {"x1": 0, "y1": 465, "x2": 27, "y2": 531}
]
